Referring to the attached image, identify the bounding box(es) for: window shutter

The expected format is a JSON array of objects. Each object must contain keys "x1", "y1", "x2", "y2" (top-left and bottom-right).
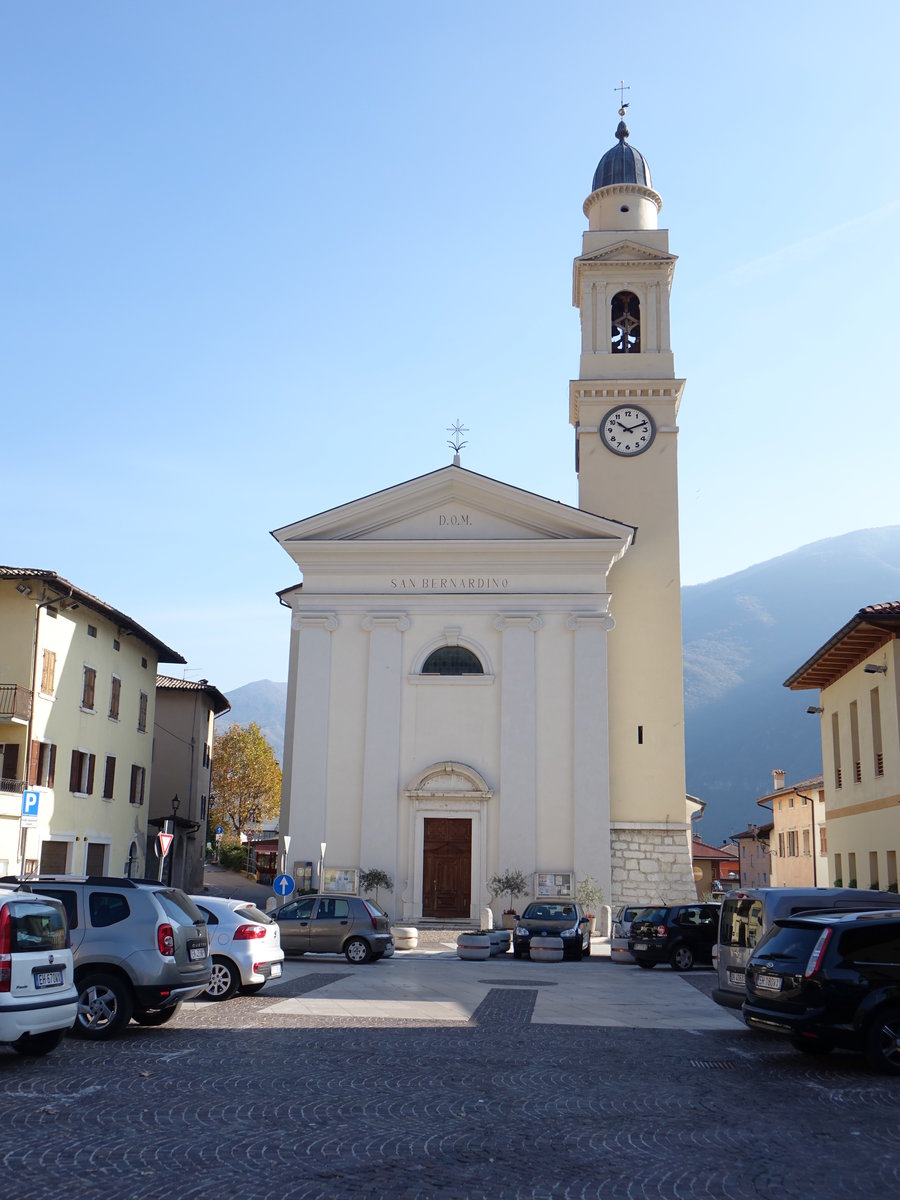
[
  {"x1": 86, "y1": 754, "x2": 96, "y2": 795},
  {"x1": 48, "y1": 744, "x2": 57, "y2": 787},
  {"x1": 70, "y1": 751, "x2": 80, "y2": 791},
  {"x1": 29, "y1": 740, "x2": 40, "y2": 786}
]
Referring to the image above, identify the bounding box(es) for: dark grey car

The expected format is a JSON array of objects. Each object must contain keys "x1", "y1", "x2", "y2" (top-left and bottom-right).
[{"x1": 274, "y1": 894, "x2": 393, "y2": 964}]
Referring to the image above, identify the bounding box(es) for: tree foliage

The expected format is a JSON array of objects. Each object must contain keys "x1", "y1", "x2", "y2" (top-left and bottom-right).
[
  {"x1": 489, "y1": 869, "x2": 529, "y2": 911},
  {"x1": 210, "y1": 722, "x2": 282, "y2": 842},
  {"x1": 359, "y1": 868, "x2": 393, "y2": 903}
]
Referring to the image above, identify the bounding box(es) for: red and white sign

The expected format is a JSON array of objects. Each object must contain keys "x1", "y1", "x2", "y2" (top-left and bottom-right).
[{"x1": 156, "y1": 832, "x2": 174, "y2": 859}]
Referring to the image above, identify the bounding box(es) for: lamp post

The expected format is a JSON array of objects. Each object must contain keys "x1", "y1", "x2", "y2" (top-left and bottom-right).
[{"x1": 169, "y1": 796, "x2": 180, "y2": 886}]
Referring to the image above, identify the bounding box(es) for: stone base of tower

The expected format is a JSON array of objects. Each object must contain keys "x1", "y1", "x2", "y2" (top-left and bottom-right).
[{"x1": 610, "y1": 822, "x2": 697, "y2": 906}]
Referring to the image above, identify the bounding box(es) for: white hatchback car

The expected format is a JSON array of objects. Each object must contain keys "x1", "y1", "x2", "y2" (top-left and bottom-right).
[
  {"x1": 191, "y1": 896, "x2": 284, "y2": 1001},
  {"x1": 0, "y1": 885, "x2": 78, "y2": 1056}
]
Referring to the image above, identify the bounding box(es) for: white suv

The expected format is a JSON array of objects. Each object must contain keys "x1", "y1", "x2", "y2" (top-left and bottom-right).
[{"x1": 0, "y1": 885, "x2": 78, "y2": 1057}]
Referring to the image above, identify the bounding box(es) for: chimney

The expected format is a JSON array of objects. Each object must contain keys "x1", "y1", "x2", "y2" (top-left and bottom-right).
[{"x1": 772, "y1": 769, "x2": 786, "y2": 791}]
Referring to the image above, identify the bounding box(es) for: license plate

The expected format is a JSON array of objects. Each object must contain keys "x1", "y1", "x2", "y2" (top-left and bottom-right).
[
  {"x1": 633, "y1": 942, "x2": 648, "y2": 952},
  {"x1": 34, "y1": 969, "x2": 63, "y2": 989},
  {"x1": 756, "y1": 973, "x2": 782, "y2": 992},
  {"x1": 270, "y1": 963, "x2": 282, "y2": 978},
  {"x1": 189, "y1": 944, "x2": 208, "y2": 961},
  {"x1": 728, "y1": 970, "x2": 745, "y2": 987}
]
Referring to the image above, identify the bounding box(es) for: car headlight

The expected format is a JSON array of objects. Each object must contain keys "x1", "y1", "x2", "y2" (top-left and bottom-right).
[
  {"x1": 560, "y1": 928, "x2": 577, "y2": 938},
  {"x1": 515, "y1": 926, "x2": 529, "y2": 938}
]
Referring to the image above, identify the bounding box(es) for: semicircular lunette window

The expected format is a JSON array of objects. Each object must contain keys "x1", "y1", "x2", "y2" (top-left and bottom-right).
[{"x1": 421, "y1": 646, "x2": 484, "y2": 675}]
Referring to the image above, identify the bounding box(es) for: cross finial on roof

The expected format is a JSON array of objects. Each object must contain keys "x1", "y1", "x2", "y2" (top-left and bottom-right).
[
  {"x1": 447, "y1": 419, "x2": 469, "y2": 466},
  {"x1": 615, "y1": 78, "x2": 631, "y2": 117}
]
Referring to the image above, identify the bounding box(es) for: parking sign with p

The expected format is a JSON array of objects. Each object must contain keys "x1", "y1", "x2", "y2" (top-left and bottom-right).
[{"x1": 21, "y1": 789, "x2": 40, "y2": 828}]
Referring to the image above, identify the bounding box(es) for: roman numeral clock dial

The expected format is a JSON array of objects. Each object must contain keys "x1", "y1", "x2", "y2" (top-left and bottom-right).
[{"x1": 600, "y1": 405, "x2": 656, "y2": 456}]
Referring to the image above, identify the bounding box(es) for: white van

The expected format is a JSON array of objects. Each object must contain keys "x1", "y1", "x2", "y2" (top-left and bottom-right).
[{"x1": 713, "y1": 886, "x2": 900, "y2": 1008}]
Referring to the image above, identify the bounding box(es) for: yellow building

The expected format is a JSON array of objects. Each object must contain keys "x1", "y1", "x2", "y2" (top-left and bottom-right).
[
  {"x1": 0, "y1": 568, "x2": 184, "y2": 878},
  {"x1": 785, "y1": 603, "x2": 900, "y2": 893},
  {"x1": 756, "y1": 770, "x2": 828, "y2": 888}
]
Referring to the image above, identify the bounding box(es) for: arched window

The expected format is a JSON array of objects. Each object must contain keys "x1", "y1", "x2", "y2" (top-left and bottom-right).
[
  {"x1": 421, "y1": 646, "x2": 484, "y2": 675},
  {"x1": 611, "y1": 290, "x2": 641, "y2": 353}
]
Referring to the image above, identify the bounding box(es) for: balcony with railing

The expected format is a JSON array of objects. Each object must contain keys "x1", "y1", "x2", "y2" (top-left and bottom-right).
[{"x1": 0, "y1": 684, "x2": 33, "y2": 723}]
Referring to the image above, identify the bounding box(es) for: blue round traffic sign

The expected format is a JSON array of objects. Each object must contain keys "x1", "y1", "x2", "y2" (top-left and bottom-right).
[{"x1": 273, "y1": 873, "x2": 295, "y2": 899}]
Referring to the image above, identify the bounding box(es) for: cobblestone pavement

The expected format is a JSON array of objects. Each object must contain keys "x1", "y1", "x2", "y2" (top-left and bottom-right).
[{"x1": 2, "y1": 960, "x2": 898, "y2": 1200}]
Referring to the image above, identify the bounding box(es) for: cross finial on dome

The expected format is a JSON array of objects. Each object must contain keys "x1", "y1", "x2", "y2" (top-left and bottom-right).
[{"x1": 615, "y1": 79, "x2": 630, "y2": 116}]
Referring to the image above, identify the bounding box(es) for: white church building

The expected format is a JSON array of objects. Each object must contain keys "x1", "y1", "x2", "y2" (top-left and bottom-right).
[{"x1": 273, "y1": 112, "x2": 695, "y2": 922}]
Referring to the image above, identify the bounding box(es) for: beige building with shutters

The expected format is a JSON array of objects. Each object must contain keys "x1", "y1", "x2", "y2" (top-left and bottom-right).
[
  {"x1": 0, "y1": 568, "x2": 184, "y2": 879},
  {"x1": 274, "y1": 112, "x2": 697, "y2": 921},
  {"x1": 785, "y1": 602, "x2": 900, "y2": 893}
]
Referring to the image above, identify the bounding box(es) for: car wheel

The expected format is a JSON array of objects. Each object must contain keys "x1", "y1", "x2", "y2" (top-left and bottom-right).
[
  {"x1": 240, "y1": 982, "x2": 267, "y2": 995},
  {"x1": 670, "y1": 945, "x2": 694, "y2": 971},
  {"x1": 865, "y1": 1006, "x2": 900, "y2": 1075},
  {"x1": 131, "y1": 1003, "x2": 182, "y2": 1027},
  {"x1": 636, "y1": 959, "x2": 655, "y2": 969},
  {"x1": 583, "y1": 937, "x2": 592, "y2": 958},
  {"x1": 790, "y1": 1034, "x2": 834, "y2": 1056},
  {"x1": 12, "y1": 1029, "x2": 66, "y2": 1057},
  {"x1": 206, "y1": 956, "x2": 240, "y2": 1001},
  {"x1": 345, "y1": 937, "x2": 374, "y2": 965},
  {"x1": 73, "y1": 973, "x2": 134, "y2": 1040}
]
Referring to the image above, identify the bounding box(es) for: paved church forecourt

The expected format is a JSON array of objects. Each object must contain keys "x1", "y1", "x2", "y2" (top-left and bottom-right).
[{"x1": 3, "y1": 952, "x2": 898, "y2": 1200}]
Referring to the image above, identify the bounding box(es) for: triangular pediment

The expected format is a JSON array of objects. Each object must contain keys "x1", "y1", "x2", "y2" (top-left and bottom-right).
[
  {"x1": 577, "y1": 240, "x2": 676, "y2": 266},
  {"x1": 273, "y1": 465, "x2": 633, "y2": 547}
]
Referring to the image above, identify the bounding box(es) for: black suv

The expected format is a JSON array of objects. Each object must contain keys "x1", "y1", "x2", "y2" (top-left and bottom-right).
[
  {"x1": 743, "y1": 910, "x2": 900, "y2": 1074},
  {"x1": 628, "y1": 903, "x2": 719, "y2": 971}
]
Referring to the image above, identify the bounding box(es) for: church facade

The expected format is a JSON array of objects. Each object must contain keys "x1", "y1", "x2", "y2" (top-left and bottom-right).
[{"x1": 273, "y1": 115, "x2": 695, "y2": 921}]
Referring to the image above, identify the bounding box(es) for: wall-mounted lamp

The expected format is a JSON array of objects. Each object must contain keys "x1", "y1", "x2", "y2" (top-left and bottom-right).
[
  {"x1": 864, "y1": 664, "x2": 888, "y2": 675},
  {"x1": 806, "y1": 706, "x2": 824, "y2": 714},
  {"x1": 16, "y1": 583, "x2": 32, "y2": 596},
  {"x1": 65, "y1": 602, "x2": 80, "y2": 612}
]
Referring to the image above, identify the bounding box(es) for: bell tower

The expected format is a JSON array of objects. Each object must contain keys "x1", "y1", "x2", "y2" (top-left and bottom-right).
[{"x1": 570, "y1": 108, "x2": 694, "y2": 901}]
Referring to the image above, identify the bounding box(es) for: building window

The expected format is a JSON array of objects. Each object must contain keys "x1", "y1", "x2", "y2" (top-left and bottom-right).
[
  {"x1": 788, "y1": 796, "x2": 794, "y2": 809},
  {"x1": 82, "y1": 666, "x2": 97, "y2": 710},
  {"x1": 834, "y1": 853, "x2": 842, "y2": 886},
  {"x1": 102, "y1": 756, "x2": 116, "y2": 800},
  {"x1": 869, "y1": 851, "x2": 879, "y2": 890},
  {"x1": 421, "y1": 646, "x2": 484, "y2": 675},
  {"x1": 30, "y1": 740, "x2": 57, "y2": 788},
  {"x1": 850, "y1": 700, "x2": 861, "y2": 783},
  {"x1": 129, "y1": 764, "x2": 145, "y2": 806},
  {"x1": 819, "y1": 826, "x2": 827, "y2": 854},
  {"x1": 848, "y1": 852, "x2": 857, "y2": 888},
  {"x1": 113, "y1": 639, "x2": 120, "y2": 652},
  {"x1": 831, "y1": 713, "x2": 842, "y2": 789},
  {"x1": 109, "y1": 675, "x2": 121, "y2": 721},
  {"x1": 871, "y1": 688, "x2": 884, "y2": 778},
  {"x1": 802, "y1": 829, "x2": 810, "y2": 856},
  {"x1": 200, "y1": 794, "x2": 207, "y2": 819},
  {"x1": 40, "y1": 650, "x2": 57, "y2": 695},
  {"x1": 87, "y1": 624, "x2": 97, "y2": 638},
  {"x1": 611, "y1": 290, "x2": 641, "y2": 353},
  {"x1": 778, "y1": 832, "x2": 785, "y2": 858},
  {"x1": 887, "y1": 851, "x2": 898, "y2": 893},
  {"x1": 69, "y1": 749, "x2": 96, "y2": 795},
  {"x1": 141, "y1": 657, "x2": 147, "y2": 669},
  {"x1": 137, "y1": 691, "x2": 148, "y2": 733},
  {"x1": 787, "y1": 830, "x2": 799, "y2": 857}
]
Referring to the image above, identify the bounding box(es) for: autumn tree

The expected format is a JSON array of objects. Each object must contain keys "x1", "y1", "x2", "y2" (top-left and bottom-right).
[{"x1": 210, "y1": 722, "x2": 282, "y2": 842}]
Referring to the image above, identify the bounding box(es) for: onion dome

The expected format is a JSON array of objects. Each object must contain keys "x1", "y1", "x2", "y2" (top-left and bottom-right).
[{"x1": 592, "y1": 118, "x2": 653, "y2": 191}]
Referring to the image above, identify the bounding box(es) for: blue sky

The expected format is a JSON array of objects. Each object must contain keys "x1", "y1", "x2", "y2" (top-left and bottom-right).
[{"x1": 4, "y1": 3, "x2": 899, "y2": 692}]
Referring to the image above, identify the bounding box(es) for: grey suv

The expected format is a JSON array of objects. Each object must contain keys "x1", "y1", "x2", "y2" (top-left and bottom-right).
[
  {"x1": 5, "y1": 876, "x2": 211, "y2": 1040},
  {"x1": 274, "y1": 894, "x2": 393, "y2": 963}
]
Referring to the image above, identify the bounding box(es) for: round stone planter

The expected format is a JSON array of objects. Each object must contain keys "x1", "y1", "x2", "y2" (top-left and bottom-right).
[
  {"x1": 457, "y1": 933, "x2": 491, "y2": 961},
  {"x1": 392, "y1": 926, "x2": 418, "y2": 951},
  {"x1": 529, "y1": 936, "x2": 564, "y2": 963},
  {"x1": 489, "y1": 930, "x2": 511, "y2": 955}
]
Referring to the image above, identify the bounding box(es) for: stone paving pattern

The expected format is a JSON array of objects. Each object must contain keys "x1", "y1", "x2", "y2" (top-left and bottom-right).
[{"x1": 2, "y1": 959, "x2": 899, "y2": 1200}]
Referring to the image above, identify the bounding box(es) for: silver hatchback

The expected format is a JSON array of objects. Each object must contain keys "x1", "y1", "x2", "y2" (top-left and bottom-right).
[{"x1": 274, "y1": 894, "x2": 393, "y2": 963}]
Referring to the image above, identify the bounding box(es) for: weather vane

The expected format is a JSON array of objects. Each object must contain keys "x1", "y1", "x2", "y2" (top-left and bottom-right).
[
  {"x1": 447, "y1": 420, "x2": 469, "y2": 464},
  {"x1": 615, "y1": 78, "x2": 630, "y2": 116}
]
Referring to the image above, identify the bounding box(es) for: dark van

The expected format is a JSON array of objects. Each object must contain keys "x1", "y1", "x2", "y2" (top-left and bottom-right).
[{"x1": 713, "y1": 887, "x2": 900, "y2": 1008}]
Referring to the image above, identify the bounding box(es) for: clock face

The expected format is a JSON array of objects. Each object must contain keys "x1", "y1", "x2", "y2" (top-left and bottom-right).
[{"x1": 600, "y1": 405, "x2": 655, "y2": 456}]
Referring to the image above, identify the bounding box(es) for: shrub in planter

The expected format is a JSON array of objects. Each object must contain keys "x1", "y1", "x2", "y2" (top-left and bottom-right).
[{"x1": 489, "y1": 869, "x2": 529, "y2": 920}]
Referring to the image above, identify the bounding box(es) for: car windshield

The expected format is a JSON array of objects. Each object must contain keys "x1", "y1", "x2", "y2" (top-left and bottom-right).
[
  {"x1": 751, "y1": 922, "x2": 821, "y2": 965},
  {"x1": 522, "y1": 903, "x2": 577, "y2": 920},
  {"x1": 234, "y1": 904, "x2": 273, "y2": 925},
  {"x1": 155, "y1": 889, "x2": 205, "y2": 924},
  {"x1": 719, "y1": 896, "x2": 764, "y2": 949},
  {"x1": 634, "y1": 908, "x2": 667, "y2": 926}
]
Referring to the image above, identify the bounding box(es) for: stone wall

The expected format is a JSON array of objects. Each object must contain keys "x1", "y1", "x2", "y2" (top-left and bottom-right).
[{"x1": 610, "y1": 823, "x2": 696, "y2": 906}]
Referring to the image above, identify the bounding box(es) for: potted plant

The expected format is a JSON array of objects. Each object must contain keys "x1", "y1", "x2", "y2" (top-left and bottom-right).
[
  {"x1": 575, "y1": 875, "x2": 604, "y2": 934},
  {"x1": 358, "y1": 867, "x2": 393, "y2": 906},
  {"x1": 490, "y1": 869, "x2": 529, "y2": 929}
]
